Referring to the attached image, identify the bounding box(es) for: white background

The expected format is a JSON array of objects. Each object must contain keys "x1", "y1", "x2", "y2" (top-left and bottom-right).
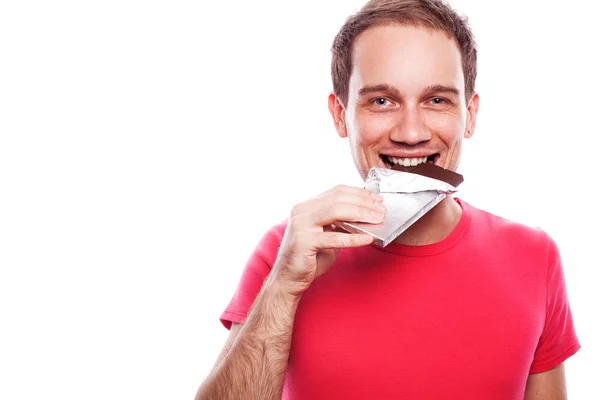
[{"x1": 1, "y1": 0, "x2": 598, "y2": 399}]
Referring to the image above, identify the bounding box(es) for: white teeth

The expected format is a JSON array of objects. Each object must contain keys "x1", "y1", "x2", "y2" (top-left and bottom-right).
[{"x1": 384, "y1": 156, "x2": 432, "y2": 166}]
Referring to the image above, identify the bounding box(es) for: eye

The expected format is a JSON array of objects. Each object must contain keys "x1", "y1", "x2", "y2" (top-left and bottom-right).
[
  {"x1": 430, "y1": 97, "x2": 446, "y2": 105},
  {"x1": 373, "y1": 98, "x2": 390, "y2": 106}
]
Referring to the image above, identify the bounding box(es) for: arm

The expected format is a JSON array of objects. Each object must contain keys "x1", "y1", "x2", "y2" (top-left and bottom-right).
[
  {"x1": 524, "y1": 363, "x2": 567, "y2": 400},
  {"x1": 195, "y1": 278, "x2": 299, "y2": 400},
  {"x1": 195, "y1": 185, "x2": 383, "y2": 400}
]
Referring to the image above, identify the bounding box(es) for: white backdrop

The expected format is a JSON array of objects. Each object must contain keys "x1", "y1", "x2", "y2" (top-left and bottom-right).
[{"x1": 1, "y1": 0, "x2": 598, "y2": 399}]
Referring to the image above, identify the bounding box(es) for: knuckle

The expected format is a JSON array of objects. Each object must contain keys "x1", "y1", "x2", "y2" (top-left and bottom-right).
[
  {"x1": 290, "y1": 203, "x2": 303, "y2": 217},
  {"x1": 363, "y1": 195, "x2": 376, "y2": 207},
  {"x1": 332, "y1": 184, "x2": 347, "y2": 194}
]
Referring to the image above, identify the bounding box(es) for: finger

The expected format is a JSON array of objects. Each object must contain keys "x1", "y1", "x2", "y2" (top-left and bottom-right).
[
  {"x1": 293, "y1": 190, "x2": 384, "y2": 219},
  {"x1": 322, "y1": 188, "x2": 383, "y2": 206},
  {"x1": 310, "y1": 231, "x2": 374, "y2": 249},
  {"x1": 316, "y1": 184, "x2": 378, "y2": 198},
  {"x1": 329, "y1": 184, "x2": 382, "y2": 198},
  {"x1": 290, "y1": 203, "x2": 383, "y2": 231},
  {"x1": 309, "y1": 201, "x2": 386, "y2": 227}
]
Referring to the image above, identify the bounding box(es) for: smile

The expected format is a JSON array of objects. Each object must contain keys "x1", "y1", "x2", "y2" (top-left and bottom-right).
[{"x1": 381, "y1": 154, "x2": 439, "y2": 168}]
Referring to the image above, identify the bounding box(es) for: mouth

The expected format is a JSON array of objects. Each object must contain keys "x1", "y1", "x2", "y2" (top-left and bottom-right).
[{"x1": 380, "y1": 153, "x2": 440, "y2": 168}]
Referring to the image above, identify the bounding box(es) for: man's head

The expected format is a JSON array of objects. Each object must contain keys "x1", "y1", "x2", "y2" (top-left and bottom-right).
[{"x1": 328, "y1": 0, "x2": 479, "y2": 180}]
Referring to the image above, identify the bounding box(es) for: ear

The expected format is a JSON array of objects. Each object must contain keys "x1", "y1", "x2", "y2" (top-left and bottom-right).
[
  {"x1": 464, "y1": 92, "x2": 480, "y2": 139},
  {"x1": 328, "y1": 92, "x2": 348, "y2": 138}
]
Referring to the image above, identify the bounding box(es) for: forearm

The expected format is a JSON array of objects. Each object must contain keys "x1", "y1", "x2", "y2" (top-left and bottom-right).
[{"x1": 196, "y1": 278, "x2": 300, "y2": 400}]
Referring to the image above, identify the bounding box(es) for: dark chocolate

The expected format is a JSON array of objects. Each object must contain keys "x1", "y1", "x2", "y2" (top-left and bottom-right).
[{"x1": 391, "y1": 163, "x2": 464, "y2": 187}]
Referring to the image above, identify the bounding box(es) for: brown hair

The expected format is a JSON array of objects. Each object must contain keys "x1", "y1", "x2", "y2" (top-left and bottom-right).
[{"x1": 331, "y1": 0, "x2": 477, "y2": 106}]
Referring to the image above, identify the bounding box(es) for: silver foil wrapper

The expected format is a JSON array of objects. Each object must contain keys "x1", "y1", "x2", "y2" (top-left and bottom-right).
[{"x1": 337, "y1": 168, "x2": 458, "y2": 247}]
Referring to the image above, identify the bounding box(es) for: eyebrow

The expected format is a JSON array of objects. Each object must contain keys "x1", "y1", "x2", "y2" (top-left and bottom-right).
[
  {"x1": 357, "y1": 84, "x2": 461, "y2": 97},
  {"x1": 358, "y1": 84, "x2": 400, "y2": 97},
  {"x1": 423, "y1": 84, "x2": 461, "y2": 97}
]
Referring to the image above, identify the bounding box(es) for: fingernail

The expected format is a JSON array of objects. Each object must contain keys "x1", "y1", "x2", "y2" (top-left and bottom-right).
[
  {"x1": 360, "y1": 234, "x2": 374, "y2": 243},
  {"x1": 371, "y1": 192, "x2": 383, "y2": 201},
  {"x1": 374, "y1": 201, "x2": 386, "y2": 211},
  {"x1": 370, "y1": 210, "x2": 385, "y2": 220}
]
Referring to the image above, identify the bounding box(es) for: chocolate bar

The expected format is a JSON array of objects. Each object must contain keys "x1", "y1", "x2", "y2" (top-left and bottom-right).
[
  {"x1": 391, "y1": 163, "x2": 464, "y2": 187},
  {"x1": 336, "y1": 166, "x2": 461, "y2": 247}
]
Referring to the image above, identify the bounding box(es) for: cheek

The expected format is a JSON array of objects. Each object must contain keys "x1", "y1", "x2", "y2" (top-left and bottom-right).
[
  {"x1": 352, "y1": 113, "x2": 395, "y2": 144},
  {"x1": 424, "y1": 111, "x2": 464, "y2": 143}
]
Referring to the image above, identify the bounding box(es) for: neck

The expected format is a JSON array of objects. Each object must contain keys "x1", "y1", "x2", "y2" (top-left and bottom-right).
[{"x1": 392, "y1": 196, "x2": 462, "y2": 246}]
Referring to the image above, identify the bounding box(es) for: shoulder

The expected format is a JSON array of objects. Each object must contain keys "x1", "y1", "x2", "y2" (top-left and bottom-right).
[
  {"x1": 251, "y1": 219, "x2": 288, "y2": 265},
  {"x1": 260, "y1": 219, "x2": 288, "y2": 246},
  {"x1": 461, "y1": 199, "x2": 551, "y2": 251}
]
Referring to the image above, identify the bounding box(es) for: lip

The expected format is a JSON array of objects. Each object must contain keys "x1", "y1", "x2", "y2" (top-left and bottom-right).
[{"x1": 380, "y1": 153, "x2": 434, "y2": 159}]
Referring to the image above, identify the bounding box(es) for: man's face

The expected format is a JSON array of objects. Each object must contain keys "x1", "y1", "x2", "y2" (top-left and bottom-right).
[{"x1": 329, "y1": 24, "x2": 479, "y2": 180}]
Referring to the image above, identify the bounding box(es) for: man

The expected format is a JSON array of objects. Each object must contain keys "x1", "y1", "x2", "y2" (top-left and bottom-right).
[{"x1": 196, "y1": 0, "x2": 580, "y2": 398}]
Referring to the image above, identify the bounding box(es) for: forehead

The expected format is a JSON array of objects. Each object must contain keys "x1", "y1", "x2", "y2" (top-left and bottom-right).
[{"x1": 349, "y1": 24, "x2": 465, "y2": 95}]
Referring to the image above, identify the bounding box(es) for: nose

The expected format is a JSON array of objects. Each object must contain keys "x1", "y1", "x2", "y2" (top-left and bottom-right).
[{"x1": 389, "y1": 104, "x2": 432, "y2": 145}]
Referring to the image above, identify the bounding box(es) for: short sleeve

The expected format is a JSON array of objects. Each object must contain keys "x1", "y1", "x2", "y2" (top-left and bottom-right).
[
  {"x1": 219, "y1": 221, "x2": 287, "y2": 330},
  {"x1": 529, "y1": 235, "x2": 581, "y2": 374}
]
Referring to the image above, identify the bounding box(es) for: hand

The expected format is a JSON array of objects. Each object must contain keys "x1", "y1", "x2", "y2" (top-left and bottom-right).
[{"x1": 269, "y1": 185, "x2": 385, "y2": 297}]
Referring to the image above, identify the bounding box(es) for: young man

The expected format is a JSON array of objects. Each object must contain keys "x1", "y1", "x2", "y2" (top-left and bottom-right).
[{"x1": 196, "y1": 0, "x2": 580, "y2": 399}]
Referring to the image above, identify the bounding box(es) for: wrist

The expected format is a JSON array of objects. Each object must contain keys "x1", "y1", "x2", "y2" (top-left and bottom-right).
[{"x1": 264, "y1": 273, "x2": 304, "y2": 306}]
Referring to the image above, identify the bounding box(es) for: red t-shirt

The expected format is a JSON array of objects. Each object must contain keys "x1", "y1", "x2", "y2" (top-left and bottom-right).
[{"x1": 220, "y1": 199, "x2": 580, "y2": 399}]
